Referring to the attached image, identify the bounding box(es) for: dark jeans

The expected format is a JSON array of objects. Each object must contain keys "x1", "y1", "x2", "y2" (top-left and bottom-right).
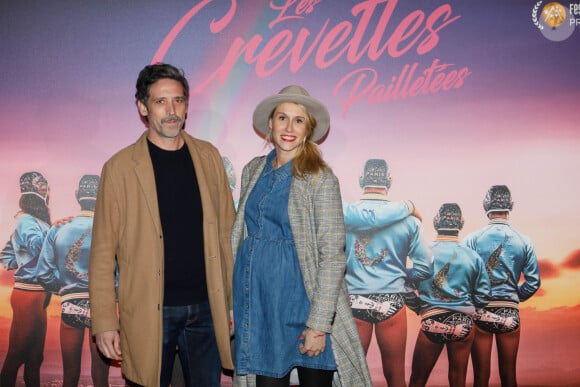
[{"x1": 160, "y1": 301, "x2": 221, "y2": 387}]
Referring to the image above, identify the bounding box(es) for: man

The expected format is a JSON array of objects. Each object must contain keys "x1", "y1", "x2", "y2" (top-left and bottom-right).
[
  {"x1": 344, "y1": 159, "x2": 432, "y2": 387},
  {"x1": 409, "y1": 203, "x2": 490, "y2": 387},
  {"x1": 463, "y1": 185, "x2": 540, "y2": 387},
  {"x1": 89, "y1": 63, "x2": 235, "y2": 386},
  {"x1": 36, "y1": 174, "x2": 112, "y2": 387}
]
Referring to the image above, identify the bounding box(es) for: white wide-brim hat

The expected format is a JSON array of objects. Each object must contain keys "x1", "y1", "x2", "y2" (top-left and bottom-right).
[{"x1": 252, "y1": 85, "x2": 330, "y2": 144}]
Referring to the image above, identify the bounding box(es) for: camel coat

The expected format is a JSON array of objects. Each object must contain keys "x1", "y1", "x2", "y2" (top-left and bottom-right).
[
  {"x1": 231, "y1": 156, "x2": 372, "y2": 387},
  {"x1": 89, "y1": 131, "x2": 235, "y2": 386}
]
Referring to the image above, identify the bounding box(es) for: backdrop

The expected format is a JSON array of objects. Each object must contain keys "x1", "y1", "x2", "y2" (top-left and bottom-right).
[{"x1": 1, "y1": 1, "x2": 579, "y2": 385}]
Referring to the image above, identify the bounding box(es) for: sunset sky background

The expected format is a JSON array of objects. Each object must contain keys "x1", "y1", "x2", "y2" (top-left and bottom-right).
[{"x1": 1, "y1": 1, "x2": 579, "y2": 385}]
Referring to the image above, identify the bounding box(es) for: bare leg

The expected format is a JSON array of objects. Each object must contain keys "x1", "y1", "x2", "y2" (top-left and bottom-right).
[
  {"x1": 1, "y1": 289, "x2": 47, "y2": 387},
  {"x1": 24, "y1": 292, "x2": 49, "y2": 387},
  {"x1": 496, "y1": 327, "x2": 520, "y2": 387},
  {"x1": 354, "y1": 317, "x2": 374, "y2": 355},
  {"x1": 409, "y1": 331, "x2": 444, "y2": 387},
  {"x1": 375, "y1": 308, "x2": 407, "y2": 387},
  {"x1": 60, "y1": 322, "x2": 84, "y2": 387},
  {"x1": 471, "y1": 325, "x2": 493, "y2": 387},
  {"x1": 446, "y1": 329, "x2": 475, "y2": 387}
]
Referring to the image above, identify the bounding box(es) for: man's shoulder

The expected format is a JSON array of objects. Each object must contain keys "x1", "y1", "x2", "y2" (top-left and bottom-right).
[
  {"x1": 505, "y1": 225, "x2": 533, "y2": 245},
  {"x1": 467, "y1": 222, "x2": 495, "y2": 235},
  {"x1": 104, "y1": 135, "x2": 144, "y2": 165},
  {"x1": 457, "y1": 243, "x2": 482, "y2": 259},
  {"x1": 183, "y1": 132, "x2": 219, "y2": 154},
  {"x1": 397, "y1": 209, "x2": 421, "y2": 225},
  {"x1": 462, "y1": 230, "x2": 479, "y2": 243}
]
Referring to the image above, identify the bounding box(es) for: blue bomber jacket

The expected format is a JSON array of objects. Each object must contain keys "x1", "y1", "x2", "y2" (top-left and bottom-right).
[
  {"x1": 344, "y1": 195, "x2": 432, "y2": 295},
  {"x1": 1, "y1": 213, "x2": 49, "y2": 290},
  {"x1": 463, "y1": 218, "x2": 540, "y2": 303}
]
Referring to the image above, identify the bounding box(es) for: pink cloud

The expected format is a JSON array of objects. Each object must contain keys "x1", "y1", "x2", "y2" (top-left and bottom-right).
[
  {"x1": 562, "y1": 249, "x2": 580, "y2": 270},
  {"x1": 534, "y1": 287, "x2": 546, "y2": 297},
  {"x1": 538, "y1": 258, "x2": 560, "y2": 279}
]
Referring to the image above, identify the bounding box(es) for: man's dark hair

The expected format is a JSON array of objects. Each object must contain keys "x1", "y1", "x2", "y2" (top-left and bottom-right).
[{"x1": 135, "y1": 63, "x2": 189, "y2": 105}]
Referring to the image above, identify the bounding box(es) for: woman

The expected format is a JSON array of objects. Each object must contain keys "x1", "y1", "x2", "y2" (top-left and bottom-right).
[
  {"x1": 409, "y1": 203, "x2": 490, "y2": 387},
  {"x1": 231, "y1": 85, "x2": 371, "y2": 387},
  {"x1": 0, "y1": 171, "x2": 52, "y2": 387}
]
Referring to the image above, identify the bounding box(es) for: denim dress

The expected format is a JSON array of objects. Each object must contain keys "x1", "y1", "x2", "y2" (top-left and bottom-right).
[{"x1": 233, "y1": 151, "x2": 336, "y2": 378}]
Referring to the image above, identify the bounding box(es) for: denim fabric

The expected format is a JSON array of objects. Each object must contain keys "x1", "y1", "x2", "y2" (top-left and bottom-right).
[
  {"x1": 160, "y1": 301, "x2": 221, "y2": 387},
  {"x1": 233, "y1": 151, "x2": 335, "y2": 378}
]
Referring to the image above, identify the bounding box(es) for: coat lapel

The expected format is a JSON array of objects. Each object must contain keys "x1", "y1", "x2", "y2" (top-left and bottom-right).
[
  {"x1": 183, "y1": 133, "x2": 212, "y2": 223},
  {"x1": 132, "y1": 132, "x2": 162, "y2": 236}
]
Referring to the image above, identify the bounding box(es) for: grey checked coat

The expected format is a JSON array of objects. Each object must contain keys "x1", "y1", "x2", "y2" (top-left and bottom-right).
[{"x1": 231, "y1": 156, "x2": 372, "y2": 387}]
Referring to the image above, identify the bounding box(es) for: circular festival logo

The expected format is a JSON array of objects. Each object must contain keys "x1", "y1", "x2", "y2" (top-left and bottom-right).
[{"x1": 532, "y1": 1, "x2": 576, "y2": 41}]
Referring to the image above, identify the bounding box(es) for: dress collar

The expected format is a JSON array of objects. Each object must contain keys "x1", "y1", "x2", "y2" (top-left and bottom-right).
[{"x1": 266, "y1": 150, "x2": 292, "y2": 178}]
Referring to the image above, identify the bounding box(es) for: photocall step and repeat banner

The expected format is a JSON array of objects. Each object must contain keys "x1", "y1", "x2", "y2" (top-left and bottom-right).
[{"x1": 1, "y1": 1, "x2": 579, "y2": 385}]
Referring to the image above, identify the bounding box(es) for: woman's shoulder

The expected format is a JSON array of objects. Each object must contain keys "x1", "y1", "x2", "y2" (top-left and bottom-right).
[
  {"x1": 243, "y1": 155, "x2": 267, "y2": 171},
  {"x1": 15, "y1": 213, "x2": 47, "y2": 230},
  {"x1": 292, "y1": 165, "x2": 340, "y2": 196},
  {"x1": 310, "y1": 165, "x2": 339, "y2": 186},
  {"x1": 240, "y1": 155, "x2": 268, "y2": 183}
]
